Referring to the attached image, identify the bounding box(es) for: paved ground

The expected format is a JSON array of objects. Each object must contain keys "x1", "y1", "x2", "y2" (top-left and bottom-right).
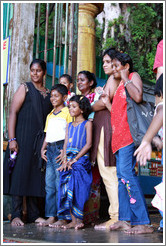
[{"x1": 3, "y1": 209, "x2": 163, "y2": 244}]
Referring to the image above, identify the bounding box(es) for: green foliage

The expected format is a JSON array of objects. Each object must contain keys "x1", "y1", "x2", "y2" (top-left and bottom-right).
[
  {"x1": 95, "y1": 3, "x2": 163, "y2": 83},
  {"x1": 103, "y1": 38, "x2": 117, "y2": 50},
  {"x1": 127, "y1": 3, "x2": 162, "y2": 82},
  {"x1": 95, "y1": 19, "x2": 104, "y2": 56}
]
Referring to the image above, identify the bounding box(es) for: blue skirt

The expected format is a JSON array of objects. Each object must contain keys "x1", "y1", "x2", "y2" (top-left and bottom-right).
[{"x1": 57, "y1": 149, "x2": 92, "y2": 220}]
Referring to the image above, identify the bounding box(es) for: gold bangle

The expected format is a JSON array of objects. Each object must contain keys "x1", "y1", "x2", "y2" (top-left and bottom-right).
[{"x1": 73, "y1": 157, "x2": 77, "y2": 162}]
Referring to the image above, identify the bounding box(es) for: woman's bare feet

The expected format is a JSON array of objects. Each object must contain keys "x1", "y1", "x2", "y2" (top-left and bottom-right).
[
  {"x1": 109, "y1": 221, "x2": 131, "y2": 231},
  {"x1": 94, "y1": 219, "x2": 118, "y2": 230},
  {"x1": 34, "y1": 217, "x2": 46, "y2": 224},
  {"x1": 37, "y1": 217, "x2": 56, "y2": 226},
  {"x1": 49, "y1": 220, "x2": 68, "y2": 228},
  {"x1": 11, "y1": 217, "x2": 24, "y2": 226},
  {"x1": 125, "y1": 225, "x2": 154, "y2": 234}
]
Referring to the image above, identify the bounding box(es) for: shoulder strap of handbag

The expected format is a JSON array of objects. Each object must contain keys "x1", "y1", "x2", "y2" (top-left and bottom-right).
[
  {"x1": 26, "y1": 82, "x2": 44, "y2": 129},
  {"x1": 125, "y1": 72, "x2": 134, "y2": 99}
]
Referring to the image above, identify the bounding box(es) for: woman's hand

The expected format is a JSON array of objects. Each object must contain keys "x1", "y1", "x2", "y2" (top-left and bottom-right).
[
  {"x1": 95, "y1": 86, "x2": 104, "y2": 95},
  {"x1": 100, "y1": 93, "x2": 112, "y2": 111},
  {"x1": 120, "y1": 68, "x2": 130, "y2": 82},
  {"x1": 41, "y1": 149, "x2": 47, "y2": 162},
  {"x1": 134, "y1": 141, "x2": 152, "y2": 166},
  {"x1": 101, "y1": 93, "x2": 109, "y2": 104},
  {"x1": 152, "y1": 136, "x2": 163, "y2": 151},
  {"x1": 9, "y1": 140, "x2": 18, "y2": 153}
]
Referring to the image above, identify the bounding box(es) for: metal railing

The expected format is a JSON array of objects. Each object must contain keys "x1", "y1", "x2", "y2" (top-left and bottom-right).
[{"x1": 34, "y1": 3, "x2": 78, "y2": 89}]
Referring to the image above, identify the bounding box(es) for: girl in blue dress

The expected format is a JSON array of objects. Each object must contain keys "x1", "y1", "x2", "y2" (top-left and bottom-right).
[{"x1": 53, "y1": 95, "x2": 92, "y2": 229}]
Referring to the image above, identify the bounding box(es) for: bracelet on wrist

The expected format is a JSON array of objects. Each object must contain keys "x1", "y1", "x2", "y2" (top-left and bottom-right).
[
  {"x1": 124, "y1": 80, "x2": 132, "y2": 87},
  {"x1": 73, "y1": 157, "x2": 78, "y2": 162},
  {"x1": 8, "y1": 138, "x2": 16, "y2": 143}
]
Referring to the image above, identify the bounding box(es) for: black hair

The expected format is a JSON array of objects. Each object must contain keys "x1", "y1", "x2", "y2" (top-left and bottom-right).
[
  {"x1": 154, "y1": 73, "x2": 163, "y2": 97},
  {"x1": 59, "y1": 74, "x2": 73, "y2": 84},
  {"x1": 114, "y1": 52, "x2": 134, "y2": 73},
  {"x1": 78, "y1": 70, "x2": 97, "y2": 89},
  {"x1": 103, "y1": 47, "x2": 119, "y2": 60},
  {"x1": 30, "y1": 59, "x2": 47, "y2": 73},
  {"x1": 69, "y1": 95, "x2": 92, "y2": 120},
  {"x1": 51, "y1": 84, "x2": 68, "y2": 96}
]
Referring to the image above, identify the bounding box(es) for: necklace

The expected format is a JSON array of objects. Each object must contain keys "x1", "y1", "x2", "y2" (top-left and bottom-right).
[
  {"x1": 32, "y1": 82, "x2": 46, "y2": 92},
  {"x1": 74, "y1": 120, "x2": 84, "y2": 126},
  {"x1": 37, "y1": 87, "x2": 46, "y2": 92}
]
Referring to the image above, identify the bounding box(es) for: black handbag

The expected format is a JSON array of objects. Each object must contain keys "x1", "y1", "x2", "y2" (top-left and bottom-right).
[{"x1": 125, "y1": 88, "x2": 154, "y2": 147}]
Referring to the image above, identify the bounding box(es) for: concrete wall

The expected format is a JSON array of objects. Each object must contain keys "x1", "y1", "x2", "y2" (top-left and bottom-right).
[{"x1": 5, "y1": 3, "x2": 36, "y2": 133}]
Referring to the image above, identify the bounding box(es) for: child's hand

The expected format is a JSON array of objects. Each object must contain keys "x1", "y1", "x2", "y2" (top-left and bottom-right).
[
  {"x1": 56, "y1": 150, "x2": 65, "y2": 164},
  {"x1": 41, "y1": 149, "x2": 47, "y2": 162},
  {"x1": 67, "y1": 161, "x2": 73, "y2": 170},
  {"x1": 57, "y1": 162, "x2": 68, "y2": 172},
  {"x1": 134, "y1": 141, "x2": 152, "y2": 166},
  {"x1": 67, "y1": 162, "x2": 73, "y2": 170},
  {"x1": 152, "y1": 136, "x2": 163, "y2": 151},
  {"x1": 67, "y1": 158, "x2": 77, "y2": 170}
]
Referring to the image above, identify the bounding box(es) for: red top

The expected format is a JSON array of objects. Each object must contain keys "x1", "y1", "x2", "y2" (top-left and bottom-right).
[
  {"x1": 111, "y1": 74, "x2": 134, "y2": 154},
  {"x1": 153, "y1": 39, "x2": 163, "y2": 73}
]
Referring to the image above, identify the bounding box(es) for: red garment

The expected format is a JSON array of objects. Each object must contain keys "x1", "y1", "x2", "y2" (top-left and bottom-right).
[
  {"x1": 111, "y1": 74, "x2": 134, "y2": 154},
  {"x1": 66, "y1": 91, "x2": 75, "y2": 105},
  {"x1": 86, "y1": 92, "x2": 96, "y2": 104},
  {"x1": 153, "y1": 39, "x2": 163, "y2": 73}
]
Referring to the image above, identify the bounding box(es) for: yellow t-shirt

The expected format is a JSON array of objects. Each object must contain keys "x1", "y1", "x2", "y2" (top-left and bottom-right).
[{"x1": 44, "y1": 107, "x2": 72, "y2": 143}]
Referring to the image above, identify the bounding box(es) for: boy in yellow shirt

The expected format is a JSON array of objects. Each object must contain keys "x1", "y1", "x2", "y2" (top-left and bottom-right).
[{"x1": 39, "y1": 84, "x2": 72, "y2": 226}]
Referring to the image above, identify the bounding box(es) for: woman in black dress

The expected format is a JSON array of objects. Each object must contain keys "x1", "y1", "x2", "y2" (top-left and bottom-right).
[{"x1": 3, "y1": 59, "x2": 52, "y2": 226}]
